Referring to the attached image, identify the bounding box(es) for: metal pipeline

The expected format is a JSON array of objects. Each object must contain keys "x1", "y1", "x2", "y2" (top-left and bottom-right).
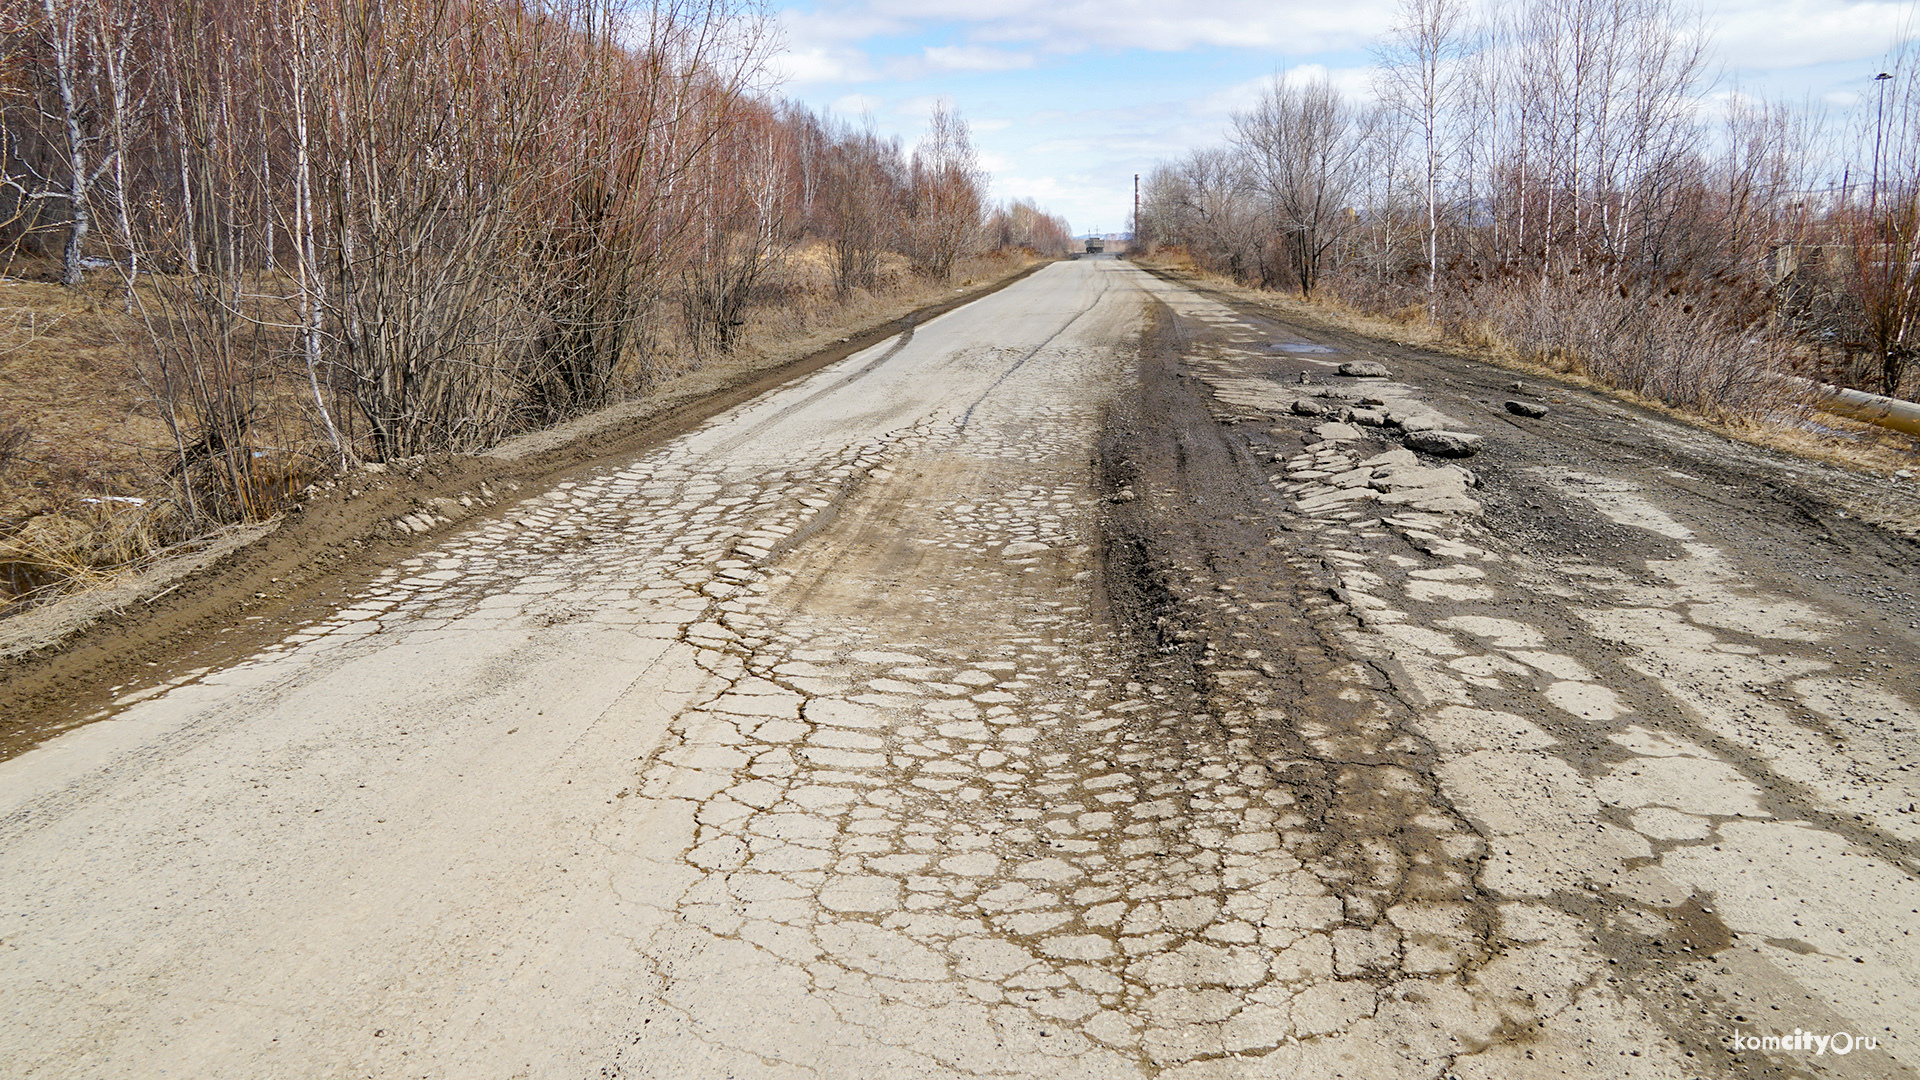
[{"x1": 1793, "y1": 378, "x2": 1920, "y2": 437}]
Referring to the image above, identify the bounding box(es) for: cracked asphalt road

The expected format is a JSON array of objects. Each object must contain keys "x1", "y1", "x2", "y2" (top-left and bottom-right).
[{"x1": 1, "y1": 258, "x2": 1916, "y2": 1078}]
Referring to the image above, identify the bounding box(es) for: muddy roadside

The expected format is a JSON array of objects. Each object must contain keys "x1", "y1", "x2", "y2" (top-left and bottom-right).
[
  {"x1": 1094, "y1": 297, "x2": 1501, "y2": 989},
  {"x1": 0, "y1": 261, "x2": 1053, "y2": 760}
]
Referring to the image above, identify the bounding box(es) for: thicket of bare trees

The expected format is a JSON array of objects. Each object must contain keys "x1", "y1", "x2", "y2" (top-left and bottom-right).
[
  {"x1": 0, "y1": 1, "x2": 1032, "y2": 529},
  {"x1": 814, "y1": 116, "x2": 907, "y2": 299},
  {"x1": 1139, "y1": 0, "x2": 1920, "y2": 411},
  {"x1": 984, "y1": 198, "x2": 1075, "y2": 256},
  {"x1": 1232, "y1": 73, "x2": 1377, "y2": 299},
  {"x1": 905, "y1": 101, "x2": 987, "y2": 280}
]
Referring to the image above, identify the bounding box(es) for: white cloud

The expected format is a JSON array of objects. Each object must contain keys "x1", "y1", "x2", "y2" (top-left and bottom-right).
[
  {"x1": 765, "y1": 45, "x2": 879, "y2": 85},
  {"x1": 1190, "y1": 65, "x2": 1385, "y2": 120},
  {"x1": 882, "y1": 0, "x2": 1395, "y2": 54},
  {"x1": 830, "y1": 93, "x2": 888, "y2": 117},
  {"x1": 1709, "y1": 0, "x2": 1915, "y2": 72},
  {"x1": 891, "y1": 94, "x2": 947, "y2": 122},
  {"x1": 776, "y1": 5, "x2": 913, "y2": 46},
  {"x1": 920, "y1": 45, "x2": 1037, "y2": 72},
  {"x1": 977, "y1": 150, "x2": 1016, "y2": 174},
  {"x1": 781, "y1": 0, "x2": 1915, "y2": 83},
  {"x1": 1191, "y1": 75, "x2": 1276, "y2": 119},
  {"x1": 778, "y1": 0, "x2": 1396, "y2": 60},
  {"x1": 988, "y1": 173, "x2": 1070, "y2": 200}
]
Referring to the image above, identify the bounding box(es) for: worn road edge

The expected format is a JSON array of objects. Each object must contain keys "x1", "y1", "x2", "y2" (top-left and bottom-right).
[{"x1": 0, "y1": 260, "x2": 1054, "y2": 759}]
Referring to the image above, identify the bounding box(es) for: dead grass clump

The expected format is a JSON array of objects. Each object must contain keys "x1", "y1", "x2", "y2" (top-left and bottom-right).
[
  {"x1": 0, "y1": 494, "x2": 188, "y2": 608},
  {"x1": 1727, "y1": 406, "x2": 1920, "y2": 477},
  {"x1": 1135, "y1": 248, "x2": 1200, "y2": 273}
]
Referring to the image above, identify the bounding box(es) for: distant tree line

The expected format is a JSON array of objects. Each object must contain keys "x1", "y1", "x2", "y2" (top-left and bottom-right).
[
  {"x1": 0, "y1": 0, "x2": 1069, "y2": 520},
  {"x1": 1137, "y1": 0, "x2": 1920, "y2": 409}
]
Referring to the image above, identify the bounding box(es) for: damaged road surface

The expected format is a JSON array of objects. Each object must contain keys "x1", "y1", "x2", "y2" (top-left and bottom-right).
[{"x1": 2, "y1": 259, "x2": 1917, "y2": 1078}]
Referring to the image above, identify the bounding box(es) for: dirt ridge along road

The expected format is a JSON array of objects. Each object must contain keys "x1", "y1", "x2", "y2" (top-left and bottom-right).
[
  {"x1": 1108, "y1": 268, "x2": 1920, "y2": 1077},
  {"x1": 0, "y1": 257, "x2": 1914, "y2": 1078},
  {"x1": 0, "y1": 261, "x2": 1052, "y2": 761}
]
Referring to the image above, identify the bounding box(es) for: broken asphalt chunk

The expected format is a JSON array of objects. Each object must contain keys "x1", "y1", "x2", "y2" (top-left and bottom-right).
[{"x1": 1404, "y1": 430, "x2": 1484, "y2": 457}]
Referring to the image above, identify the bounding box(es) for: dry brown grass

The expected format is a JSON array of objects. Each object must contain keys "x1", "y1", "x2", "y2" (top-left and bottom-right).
[
  {"x1": 0, "y1": 266, "x2": 187, "y2": 607},
  {"x1": 0, "y1": 271, "x2": 172, "y2": 508}
]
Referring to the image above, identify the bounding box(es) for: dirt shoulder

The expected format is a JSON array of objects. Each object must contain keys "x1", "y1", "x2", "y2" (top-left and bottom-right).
[{"x1": 0, "y1": 260, "x2": 1053, "y2": 760}]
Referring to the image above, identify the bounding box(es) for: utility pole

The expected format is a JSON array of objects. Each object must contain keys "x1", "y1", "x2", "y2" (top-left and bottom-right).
[
  {"x1": 1873, "y1": 71, "x2": 1894, "y2": 219},
  {"x1": 1133, "y1": 173, "x2": 1139, "y2": 248}
]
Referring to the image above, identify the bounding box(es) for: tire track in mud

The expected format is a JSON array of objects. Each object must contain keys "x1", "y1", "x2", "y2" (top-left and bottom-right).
[{"x1": 1094, "y1": 299, "x2": 1505, "y2": 1025}]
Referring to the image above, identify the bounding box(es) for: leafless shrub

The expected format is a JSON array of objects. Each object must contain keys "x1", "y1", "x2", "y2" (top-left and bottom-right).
[
  {"x1": 905, "y1": 101, "x2": 986, "y2": 282},
  {"x1": 1233, "y1": 72, "x2": 1375, "y2": 298},
  {"x1": 1138, "y1": 149, "x2": 1266, "y2": 285},
  {"x1": 1482, "y1": 275, "x2": 1794, "y2": 416}
]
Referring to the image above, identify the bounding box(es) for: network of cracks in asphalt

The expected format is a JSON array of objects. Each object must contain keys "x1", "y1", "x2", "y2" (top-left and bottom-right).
[
  {"x1": 605, "y1": 543, "x2": 1497, "y2": 1075},
  {"x1": 225, "y1": 347, "x2": 1482, "y2": 1074},
  {"x1": 540, "y1": 376, "x2": 1504, "y2": 1075},
  {"x1": 210, "y1": 316, "x2": 1920, "y2": 1078},
  {"x1": 245, "y1": 352, "x2": 1583, "y2": 1075},
  {"x1": 68, "y1": 284, "x2": 1916, "y2": 1078}
]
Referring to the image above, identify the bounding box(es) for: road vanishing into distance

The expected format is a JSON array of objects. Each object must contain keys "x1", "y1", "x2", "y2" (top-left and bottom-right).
[{"x1": 3, "y1": 257, "x2": 1918, "y2": 1078}]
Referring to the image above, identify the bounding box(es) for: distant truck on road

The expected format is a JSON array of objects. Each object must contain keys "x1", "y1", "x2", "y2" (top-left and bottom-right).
[{"x1": 1084, "y1": 237, "x2": 1104, "y2": 254}]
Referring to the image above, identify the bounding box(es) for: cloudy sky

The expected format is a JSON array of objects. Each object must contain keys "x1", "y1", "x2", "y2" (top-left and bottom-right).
[{"x1": 765, "y1": 0, "x2": 1917, "y2": 236}]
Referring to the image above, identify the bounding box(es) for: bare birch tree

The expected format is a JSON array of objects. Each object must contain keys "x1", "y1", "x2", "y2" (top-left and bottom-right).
[
  {"x1": 1377, "y1": 0, "x2": 1470, "y2": 306},
  {"x1": 908, "y1": 100, "x2": 985, "y2": 281},
  {"x1": 1233, "y1": 73, "x2": 1375, "y2": 297}
]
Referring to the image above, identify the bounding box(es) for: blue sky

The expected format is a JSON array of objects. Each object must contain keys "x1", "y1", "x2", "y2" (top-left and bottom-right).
[{"x1": 764, "y1": 0, "x2": 1918, "y2": 236}]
